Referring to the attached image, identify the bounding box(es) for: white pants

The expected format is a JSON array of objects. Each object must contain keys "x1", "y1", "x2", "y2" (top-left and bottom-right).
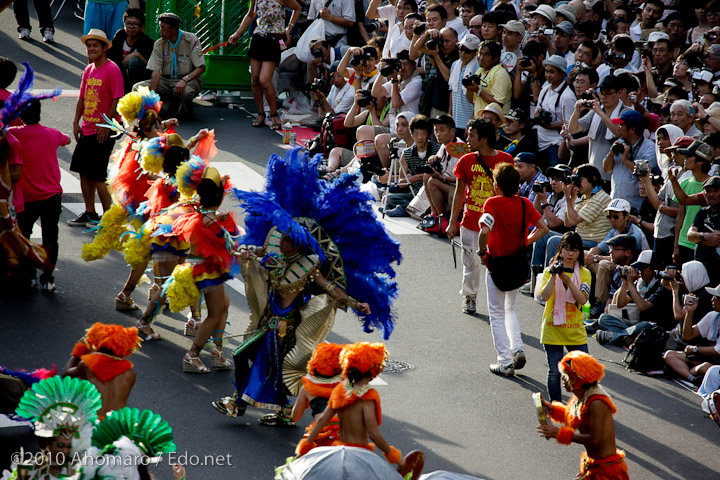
[
  {"x1": 486, "y1": 271, "x2": 523, "y2": 366},
  {"x1": 460, "y1": 226, "x2": 481, "y2": 298}
]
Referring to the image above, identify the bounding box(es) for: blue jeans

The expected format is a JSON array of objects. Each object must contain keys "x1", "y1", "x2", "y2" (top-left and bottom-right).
[
  {"x1": 544, "y1": 343, "x2": 589, "y2": 402},
  {"x1": 532, "y1": 230, "x2": 561, "y2": 267},
  {"x1": 597, "y1": 314, "x2": 652, "y2": 345},
  {"x1": 84, "y1": 1, "x2": 128, "y2": 37},
  {"x1": 545, "y1": 235, "x2": 598, "y2": 267}
]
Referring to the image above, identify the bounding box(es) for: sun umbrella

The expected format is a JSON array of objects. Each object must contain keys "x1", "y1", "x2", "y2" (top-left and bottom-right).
[
  {"x1": 419, "y1": 471, "x2": 487, "y2": 480},
  {"x1": 279, "y1": 446, "x2": 403, "y2": 480}
]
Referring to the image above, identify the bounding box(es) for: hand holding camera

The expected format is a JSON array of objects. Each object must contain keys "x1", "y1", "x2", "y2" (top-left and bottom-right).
[
  {"x1": 632, "y1": 159, "x2": 649, "y2": 177},
  {"x1": 548, "y1": 262, "x2": 567, "y2": 275},
  {"x1": 611, "y1": 141, "x2": 629, "y2": 157},
  {"x1": 532, "y1": 180, "x2": 551, "y2": 194},
  {"x1": 424, "y1": 29, "x2": 440, "y2": 52},
  {"x1": 683, "y1": 293, "x2": 698, "y2": 311}
]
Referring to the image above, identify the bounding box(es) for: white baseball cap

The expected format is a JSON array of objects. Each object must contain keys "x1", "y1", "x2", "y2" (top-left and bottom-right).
[{"x1": 604, "y1": 198, "x2": 631, "y2": 213}]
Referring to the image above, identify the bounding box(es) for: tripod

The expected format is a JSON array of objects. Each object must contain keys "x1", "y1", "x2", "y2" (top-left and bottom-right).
[{"x1": 381, "y1": 139, "x2": 415, "y2": 219}]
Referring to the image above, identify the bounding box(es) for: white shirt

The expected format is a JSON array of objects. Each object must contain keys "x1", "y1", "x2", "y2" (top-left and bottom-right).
[
  {"x1": 383, "y1": 74, "x2": 422, "y2": 135},
  {"x1": 327, "y1": 81, "x2": 355, "y2": 115},
  {"x1": 445, "y1": 17, "x2": 466, "y2": 37},
  {"x1": 534, "y1": 81, "x2": 576, "y2": 150}
]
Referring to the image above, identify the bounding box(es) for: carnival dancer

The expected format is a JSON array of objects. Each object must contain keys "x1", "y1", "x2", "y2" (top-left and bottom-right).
[
  {"x1": 536, "y1": 351, "x2": 630, "y2": 480},
  {"x1": 63, "y1": 322, "x2": 141, "y2": 418},
  {"x1": 162, "y1": 164, "x2": 240, "y2": 373},
  {"x1": 304, "y1": 342, "x2": 408, "y2": 469},
  {"x1": 2, "y1": 376, "x2": 102, "y2": 478},
  {"x1": 73, "y1": 407, "x2": 176, "y2": 480},
  {"x1": 293, "y1": 342, "x2": 344, "y2": 455},
  {"x1": 211, "y1": 148, "x2": 402, "y2": 425},
  {"x1": 0, "y1": 63, "x2": 60, "y2": 287}
]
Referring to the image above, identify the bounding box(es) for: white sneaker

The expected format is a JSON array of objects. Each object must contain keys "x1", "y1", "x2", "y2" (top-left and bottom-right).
[
  {"x1": 462, "y1": 296, "x2": 476, "y2": 314},
  {"x1": 18, "y1": 28, "x2": 30, "y2": 40},
  {"x1": 489, "y1": 363, "x2": 515, "y2": 377},
  {"x1": 42, "y1": 30, "x2": 54, "y2": 43}
]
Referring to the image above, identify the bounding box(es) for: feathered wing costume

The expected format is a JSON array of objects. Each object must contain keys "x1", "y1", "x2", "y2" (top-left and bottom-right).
[
  {"x1": 230, "y1": 148, "x2": 401, "y2": 409},
  {"x1": 0, "y1": 63, "x2": 61, "y2": 277}
]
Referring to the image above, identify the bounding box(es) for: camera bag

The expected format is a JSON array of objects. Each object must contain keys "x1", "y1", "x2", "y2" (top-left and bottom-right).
[
  {"x1": 623, "y1": 324, "x2": 669, "y2": 374},
  {"x1": 486, "y1": 196, "x2": 530, "y2": 292}
]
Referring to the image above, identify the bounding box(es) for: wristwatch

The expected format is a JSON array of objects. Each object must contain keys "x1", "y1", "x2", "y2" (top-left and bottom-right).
[
  {"x1": 540, "y1": 203, "x2": 550, "y2": 210},
  {"x1": 692, "y1": 346, "x2": 699, "y2": 354},
  {"x1": 183, "y1": 74, "x2": 191, "y2": 82},
  {"x1": 701, "y1": 232, "x2": 705, "y2": 242},
  {"x1": 705, "y1": 114, "x2": 712, "y2": 122},
  {"x1": 594, "y1": 255, "x2": 599, "y2": 264}
]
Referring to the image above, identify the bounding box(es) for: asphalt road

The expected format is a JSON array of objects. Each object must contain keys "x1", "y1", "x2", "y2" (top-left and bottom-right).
[{"x1": 1, "y1": 6, "x2": 719, "y2": 480}]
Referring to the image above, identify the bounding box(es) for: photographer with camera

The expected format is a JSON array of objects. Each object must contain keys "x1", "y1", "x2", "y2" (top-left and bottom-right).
[
  {"x1": 516, "y1": 152, "x2": 548, "y2": 203},
  {"x1": 413, "y1": 26, "x2": 459, "y2": 116},
  {"x1": 664, "y1": 282, "x2": 720, "y2": 387},
  {"x1": 532, "y1": 55, "x2": 576, "y2": 169},
  {"x1": 467, "y1": 40, "x2": 512, "y2": 119},
  {"x1": 423, "y1": 114, "x2": 462, "y2": 219},
  {"x1": 366, "y1": 0, "x2": 417, "y2": 58},
  {"x1": 305, "y1": 38, "x2": 335, "y2": 84},
  {"x1": 337, "y1": 45, "x2": 380, "y2": 91},
  {"x1": 602, "y1": 110, "x2": 658, "y2": 211},
  {"x1": 503, "y1": 107, "x2": 537, "y2": 157},
  {"x1": 589, "y1": 233, "x2": 639, "y2": 319},
  {"x1": 594, "y1": 250, "x2": 675, "y2": 346},
  {"x1": 512, "y1": 40, "x2": 547, "y2": 114},
  {"x1": 448, "y1": 34, "x2": 480, "y2": 139},
  {"x1": 539, "y1": 231, "x2": 591, "y2": 400},
  {"x1": 568, "y1": 75, "x2": 630, "y2": 185},
  {"x1": 559, "y1": 68, "x2": 597, "y2": 165},
  {"x1": 409, "y1": 4, "x2": 448, "y2": 62},
  {"x1": 310, "y1": 62, "x2": 355, "y2": 120},
  {"x1": 371, "y1": 49, "x2": 422, "y2": 136},
  {"x1": 596, "y1": 34, "x2": 635, "y2": 80},
  {"x1": 687, "y1": 176, "x2": 720, "y2": 285}
]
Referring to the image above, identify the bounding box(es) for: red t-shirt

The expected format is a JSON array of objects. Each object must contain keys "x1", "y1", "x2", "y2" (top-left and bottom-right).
[
  {"x1": 453, "y1": 150, "x2": 514, "y2": 231},
  {"x1": 481, "y1": 195, "x2": 541, "y2": 257},
  {"x1": 6, "y1": 132, "x2": 24, "y2": 214},
  {"x1": 8, "y1": 124, "x2": 68, "y2": 203},
  {"x1": 79, "y1": 60, "x2": 124, "y2": 136}
]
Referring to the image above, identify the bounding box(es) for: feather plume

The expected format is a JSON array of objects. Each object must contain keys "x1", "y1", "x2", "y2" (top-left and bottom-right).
[{"x1": 0, "y1": 62, "x2": 62, "y2": 130}]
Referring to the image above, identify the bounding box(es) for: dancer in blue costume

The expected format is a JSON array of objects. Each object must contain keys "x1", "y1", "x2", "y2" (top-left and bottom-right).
[{"x1": 212, "y1": 148, "x2": 402, "y2": 425}]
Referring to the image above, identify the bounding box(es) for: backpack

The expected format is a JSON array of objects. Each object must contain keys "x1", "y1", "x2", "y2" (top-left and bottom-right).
[
  {"x1": 307, "y1": 113, "x2": 354, "y2": 158},
  {"x1": 623, "y1": 324, "x2": 669, "y2": 373},
  {"x1": 418, "y1": 215, "x2": 449, "y2": 236}
]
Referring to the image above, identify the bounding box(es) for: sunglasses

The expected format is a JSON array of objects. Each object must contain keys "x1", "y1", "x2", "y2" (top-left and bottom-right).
[
  {"x1": 458, "y1": 46, "x2": 475, "y2": 54},
  {"x1": 606, "y1": 214, "x2": 623, "y2": 219}
]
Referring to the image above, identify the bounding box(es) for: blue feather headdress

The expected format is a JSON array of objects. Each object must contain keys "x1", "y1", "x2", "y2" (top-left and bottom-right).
[
  {"x1": 0, "y1": 62, "x2": 62, "y2": 130},
  {"x1": 233, "y1": 148, "x2": 402, "y2": 339}
]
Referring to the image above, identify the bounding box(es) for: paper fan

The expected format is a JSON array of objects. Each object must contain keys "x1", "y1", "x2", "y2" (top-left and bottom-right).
[
  {"x1": 445, "y1": 142, "x2": 471, "y2": 158},
  {"x1": 15, "y1": 376, "x2": 102, "y2": 438},
  {"x1": 91, "y1": 407, "x2": 176, "y2": 457}
]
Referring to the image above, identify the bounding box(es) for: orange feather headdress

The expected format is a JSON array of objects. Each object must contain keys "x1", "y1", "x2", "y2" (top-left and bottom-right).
[
  {"x1": 308, "y1": 343, "x2": 344, "y2": 378},
  {"x1": 559, "y1": 351, "x2": 605, "y2": 385},
  {"x1": 83, "y1": 323, "x2": 141, "y2": 358},
  {"x1": 340, "y1": 342, "x2": 387, "y2": 379}
]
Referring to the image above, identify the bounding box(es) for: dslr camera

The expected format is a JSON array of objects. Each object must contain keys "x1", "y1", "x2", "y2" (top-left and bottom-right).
[
  {"x1": 311, "y1": 47, "x2": 324, "y2": 58},
  {"x1": 520, "y1": 57, "x2": 533, "y2": 68},
  {"x1": 549, "y1": 262, "x2": 574, "y2": 275},
  {"x1": 633, "y1": 159, "x2": 649, "y2": 177},
  {"x1": 612, "y1": 142, "x2": 626, "y2": 155},
  {"x1": 569, "y1": 174, "x2": 582, "y2": 188},
  {"x1": 618, "y1": 265, "x2": 632, "y2": 279},
  {"x1": 357, "y1": 90, "x2": 375, "y2": 108},
  {"x1": 380, "y1": 58, "x2": 400, "y2": 77},
  {"x1": 461, "y1": 74, "x2": 482, "y2": 87},
  {"x1": 530, "y1": 109, "x2": 553, "y2": 127},
  {"x1": 414, "y1": 22, "x2": 427, "y2": 35},
  {"x1": 581, "y1": 92, "x2": 596, "y2": 109},
  {"x1": 350, "y1": 55, "x2": 365, "y2": 67},
  {"x1": 302, "y1": 77, "x2": 331, "y2": 96},
  {"x1": 532, "y1": 180, "x2": 551, "y2": 193},
  {"x1": 426, "y1": 36, "x2": 439, "y2": 50}
]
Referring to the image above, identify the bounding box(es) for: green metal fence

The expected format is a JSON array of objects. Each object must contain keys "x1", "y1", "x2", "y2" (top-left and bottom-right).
[{"x1": 145, "y1": 0, "x2": 252, "y2": 90}]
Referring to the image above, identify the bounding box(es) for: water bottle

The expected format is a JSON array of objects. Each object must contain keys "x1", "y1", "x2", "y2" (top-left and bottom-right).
[{"x1": 582, "y1": 303, "x2": 591, "y2": 322}]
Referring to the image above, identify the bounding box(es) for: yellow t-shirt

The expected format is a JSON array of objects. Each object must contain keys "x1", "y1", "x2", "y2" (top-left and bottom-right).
[
  {"x1": 540, "y1": 267, "x2": 591, "y2": 346},
  {"x1": 472, "y1": 63, "x2": 512, "y2": 118}
]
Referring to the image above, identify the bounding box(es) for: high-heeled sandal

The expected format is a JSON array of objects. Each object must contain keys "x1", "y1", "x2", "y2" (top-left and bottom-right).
[
  {"x1": 183, "y1": 352, "x2": 210, "y2": 373},
  {"x1": 210, "y1": 345, "x2": 232, "y2": 369},
  {"x1": 136, "y1": 319, "x2": 161, "y2": 341},
  {"x1": 184, "y1": 309, "x2": 202, "y2": 337},
  {"x1": 115, "y1": 292, "x2": 139, "y2": 311},
  {"x1": 252, "y1": 113, "x2": 267, "y2": 128},
  {"x1": 147, "y1": 283, "x2": 160, "y2": 301},
  {"x1": 270, "y1": 113, "x2": 282, "y2": 130}
]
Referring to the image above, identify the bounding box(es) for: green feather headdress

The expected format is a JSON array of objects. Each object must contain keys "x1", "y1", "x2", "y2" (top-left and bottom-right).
[{"x1": 91, "y1": 407, "x2": 176, "y2": 458}]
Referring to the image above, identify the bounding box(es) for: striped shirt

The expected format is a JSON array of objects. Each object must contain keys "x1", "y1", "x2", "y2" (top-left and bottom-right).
[{"x1": 575, "y1": 189, "x2": 612, "y2": 243}]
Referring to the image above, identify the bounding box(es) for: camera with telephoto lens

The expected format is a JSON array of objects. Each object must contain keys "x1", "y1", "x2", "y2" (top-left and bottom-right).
[
  {"x1": 380, "y1": 58, "x2": 400, "y2": 77},
  {"x1": 462, "y1": 74, "x2": 482, "y2": 87},
  {"x1": 357, "y1": 90, "x2": 375, "y2": 108},
  {"x1": 618, "y1": 265, "x2": 632, "y2": 278},
  {"x1": 705, "y1": 31, "x2": 718, "y2": 41},
  {"x1": 414, "y1": 22, "x2": 427, "y2": 35},
  {"x1": 612, "y1": 142, "x2": 625, "y2": 155},
  {"x1": 633, "y1": 159, "x2": 649, "y2": 177},
  {"x1": 426, "y1": 36, "x2": 439, "y2": 50},
  {"x1": 365, "y1": 19, "x2": 384, "y2": 34},
  {"x1": 532, "y1": 180, "x2": 551, "y2": 193},
  {"x1": 302, "y1": 77, "x2": 330, "y2": 96},
  {"x1": 520, "y1": 57, "x2": 533, "y2": 68},
  {"x1": 530, "y1": 109, "x2": 553, "y2": 127}
]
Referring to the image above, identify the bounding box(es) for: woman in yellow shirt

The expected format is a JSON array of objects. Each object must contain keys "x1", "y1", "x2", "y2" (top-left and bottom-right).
[{"x1": 539, "y1": 231, "x2": 591, "y2": 401}]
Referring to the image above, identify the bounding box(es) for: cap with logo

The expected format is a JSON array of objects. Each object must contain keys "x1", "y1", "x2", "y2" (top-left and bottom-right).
[
  {"x1": 604, "y1": 198, "x2": 631, "y2": 213},
  {"x1": 428, "y1": 114, "x2": 456, "y2": 128},
  {"x1": 505, "y1": 107, "x2": 527, "y2": 122},
  {"x1": 647, "y1": 31, "x2": 670, "y2": 43},
  {"x1": 678, "y1": 140, "x2": 713, "y2": 161},
  {"x1": 458, "y1": 33, "x2": 481, "y2": 51}
]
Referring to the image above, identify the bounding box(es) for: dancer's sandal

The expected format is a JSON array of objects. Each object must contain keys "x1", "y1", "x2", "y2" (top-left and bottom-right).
[
  {"x1": 182, "y1": 352, "x2": 210, "y2": 373},
  {"x1": 212, "y1": 393, "x2": 246, "y2": 418},
  {"x1": 210, "y1": 345, "x2": 232, "y2": 369},
  {"x1": 258, "y1": 412, "x2": 296, "y2": 427},
  {"x1": 147, "y1": 283, "x2": 160, "y2": 301},
  {"x1": 115, "y1": 292, "x2": 139, "y2": 311},
  {"x1": 136, "y1": 319, "x2": 161, "y2": 341},
  {"x1": 184, "y1": 309, "x2": 202, "y2": 337},
  {"x1": 270, "y1": 113, "x2": 282, "y2": 130},
  {"x1": 252, "y1": 114, "x2": 267, "y2": 128}
]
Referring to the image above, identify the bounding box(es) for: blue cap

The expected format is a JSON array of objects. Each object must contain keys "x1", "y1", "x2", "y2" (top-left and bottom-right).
[
  {"x1": 611, "y1": 109, "x2": 644, "y2": 127},
  {"x1": 514, "y1": 152, "x2": 537, "y2": 165}
]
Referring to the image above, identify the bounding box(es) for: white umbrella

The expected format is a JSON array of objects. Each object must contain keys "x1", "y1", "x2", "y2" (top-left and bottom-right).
[
  {"x1": 279, "y1": 446, "x2": 403, "y2": 480},
  {"x1": 419, "y1": 471, "x2": 487, "y2": 480}
]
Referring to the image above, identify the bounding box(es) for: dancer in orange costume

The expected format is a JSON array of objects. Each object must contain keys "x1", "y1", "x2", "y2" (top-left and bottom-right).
[
  {"x1": 293, "y1": 342, "x2": 344, "y2": 456},
  {"x1": 536, "y1": 351, "x2": 629, "y2": 480},
  {"x1": 305, "y1": 342, "x2": 405, "y2": 468}
]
